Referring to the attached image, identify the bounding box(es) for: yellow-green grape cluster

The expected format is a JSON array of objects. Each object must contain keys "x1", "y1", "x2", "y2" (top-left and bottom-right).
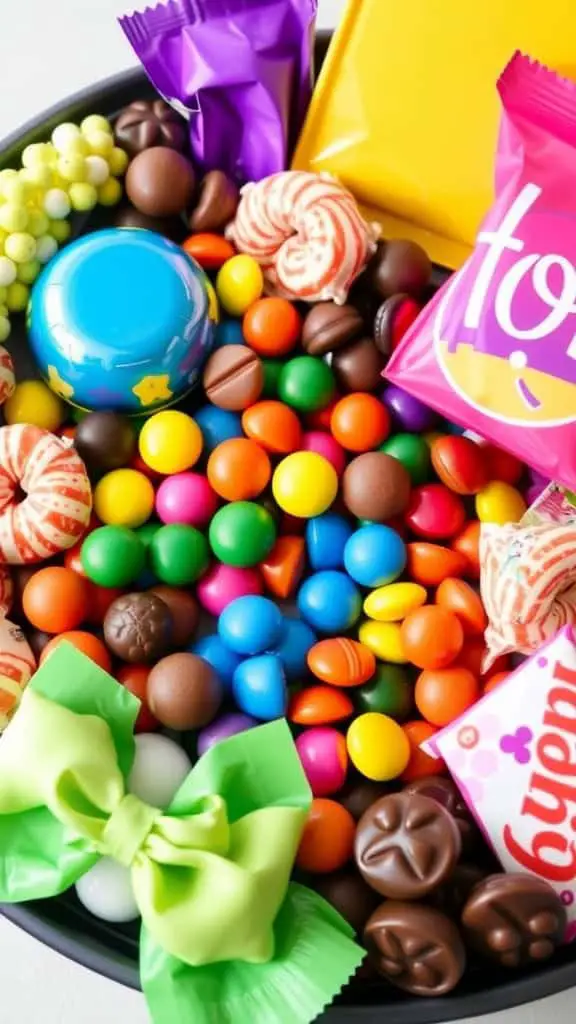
[{"x1": 0, "y1": 115, "x2": 128, "y2": 340}]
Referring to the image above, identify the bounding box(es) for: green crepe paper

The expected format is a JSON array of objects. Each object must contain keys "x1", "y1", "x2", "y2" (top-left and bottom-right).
[{"x1": 0, "y1": 644, "x2": 364, "y2": 1023}]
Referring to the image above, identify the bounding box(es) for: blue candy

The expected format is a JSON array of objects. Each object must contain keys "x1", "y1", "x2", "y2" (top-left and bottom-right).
[
  {"x1": 191, "y1": 633, "x2": 241, "y2": 688},
  {"x1": 215, "y1": 319, "x2": 245, "y2": 347},
  {"x1": 297, "y1": 570, "x2": 362, "y2": 634},
  {"x1": 273, "y1": 617, "x2": 317, "y2": 680},
  {"x1": 232, "y1": 654, "x2": 287, "y2": 720},
  {"x1": 194, "y1": 405, "x2": 243, "y2": 455},
  {"x1": 218, "y1": 595, "x2": 284, "y2": 656},
  {"x1": 343, "y1": 524, "x2": 407, "y2": 588},
  {"x1": 305, "y1": 513, "x2": 354, "y2": 571}
]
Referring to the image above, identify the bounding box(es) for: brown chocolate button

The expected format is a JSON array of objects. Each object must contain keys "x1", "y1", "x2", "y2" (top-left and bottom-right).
[
  {"x1": 461, "y1": 873, "x2": 567, "y2": 968},
  {"x1": 147, "y1": 651, "x2": 223, "y2": 730},
  {"x1": 314, "y1": 871, "x2": 380, "y2": 934},
  {"x1": 115, "y1": 99, "x2": 188, "y2": 156},
  {"x1": 338, "y1": 780, "x2": 393, "y2": 821},
  {"x1": 430, "y1": 864, "x2": 489, "y2": 919},
  {"x1": 189, "y1": 170, "x2": 240, "y2": 232},
  {"x1": 203, "y1": 344, "x2": 264, "y2": 410},
  {"x1": 302, "y1": 302, "x2": 364, "y2": 356},
  {"x1": 355, "y1": 792, "x2": 461, "y2": 899},
  {"x1": 148, "y1": 585, "x2": 200, "y2": 647},
  {"x1": 342, "y1": 452, "x2": 411, "y2": 521},
  {"x1": 74, "y1": 411, "x2": 136, "y2": 472},
  {"x1": 404, "y1": 775, "x2": 480, "y2": 855},
  {"x1": 364, "y1": 901, "x2": 466, "y2": 996},
  {"x1": 331, "y1": 336, "x2": 385, "y2": 392},
  {"x1": 125, "y1": 146, "x2": 196, "y2": 218},
  {"x1": 103, "y1": 592, "x2": 172, "y2": 663},
  {"x1": 368, "y1": 239, "x2": 432, "y2": 299}
]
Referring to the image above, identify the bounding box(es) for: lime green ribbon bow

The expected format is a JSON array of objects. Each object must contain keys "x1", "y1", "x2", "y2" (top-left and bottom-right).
[{"x1": 0, "y1": 644, "x2": 363, "y2": 1023}]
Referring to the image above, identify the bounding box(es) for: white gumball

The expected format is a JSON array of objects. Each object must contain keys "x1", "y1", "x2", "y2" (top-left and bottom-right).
[
  {"x1": 128, "y1": 733, "x2": 192, "y2": 810},
  {"x1": 85, "y1": 155, "x2": 110, "y2": 187},
  {"x1": 43, "y1": 188, "x2": 71, "y2": 220},
  {"x1": 75, "y1": 858, "x2": 139, "y2": 923},
  {"x1": 0, "y1": 257, "x2": 17, "y2": 287},
  {"x1": 52, "y1": 122, "x2": 82, "y2": 153}
]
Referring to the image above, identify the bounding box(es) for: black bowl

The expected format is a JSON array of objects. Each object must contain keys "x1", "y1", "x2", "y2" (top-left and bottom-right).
[{"x1": 1, "y1": 32, "x2": 575, "y2": 1024}]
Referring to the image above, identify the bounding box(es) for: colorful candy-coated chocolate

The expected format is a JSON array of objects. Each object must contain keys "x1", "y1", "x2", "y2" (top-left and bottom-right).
[
  {"x1": 406, "y1": 541, "x2": 468, "y2": 586},
  {"x1": 305, "y1": 513, "x2": 353, "y2": 571},
  {"x1": 295, "y1": 726, "x2": 348, "y2": 797},
  {"x1": 41, "y1": 630, "x2": 112, "y2": 673},
  {"x1": 355, "y1": 664, "x2": 413, "y2": 721},
  {"x1": 191, "y1": 633, "x2": 241, "y2": 688},
  {"x1": 357, "y1": 620, "x2": 408, "y2": 664},
  {"x1": 242, "y1": 297, "x2": 301, "y2": 356},
  {"x1": 116, "y1": 664, "x2": 158, "y2": 732},
  {"x1": 272, "y1": 617, "x2": 317, "y2": 680},
  {"x1": 155, "y1": 472, "x2": 218, "y2": 528},
  {"x1": 194, "y1": 405, "x2": 243, "y2": 454},
  {"x1": 93, "y1": 468, "x2": 155, "y2": 529},
  {"x1": 343, "y1": 523, "x2": 406, "y2": 588},
  {"x1": 272, "y1": 452, "x2": 338, "y2": 518},
  {"x1": 346, "y1": 711, "x2": 410, "y2": 781},
  {"x1": 430, "y1": 435, "x2": 488, "y2": 496},
  {"x1": 232, "y1": 653, "x2": 287, "y2": 720},
  {"x1": 475, "y1": 480, "x2": 527, "y2": 525},
  {"x1": 259, "y1": 535, "x2": 305, "y2": 599},
  {"x1": 404, "y1": 484, "x2": 466, "y2": 540},
  {"x1": 381, "y1": 384, "x2": 437, "y2": 432},
  {"x1": 81, "y1": 526, "x2": 146, "y2": 587},
  {"x1": 330, "y1": 393, "x2": 390, "y2": 452},
  {"x1": 288, "y1": 685, "x2": 354, "y2": 726},
  {"x1": 207, "y1": 438, "x2": 271, "y2": 501},
  {"x1": 218, "y1": 595, "x2": 284, "y2": 655},
  {"x1": 450, "y1": 521, "x2": 481, "y2": 579},
  {"x1": 401, "y1": 606, "x2": 463, "y2": 670},
  {"x1": 216, "y1": 254, "x2": 263, "y2": 316},
  {"x1": 278, "y1": 355, "x2": 335, "y2": 413},
  {"x1": 22, "y1": 567, "x2": 90, "y2": 633},
  {"x1": 196, "y1": 711, "x2": 256, "y2": 756},
  {"x1": 435, "y1": 578, "x2": 487, "y2": 637},
  {"x1": 301, "y1": 430, "x2": 347, "y2": 475},
  {"x1": 149, "y1": 524, "x2": 209, "y2": 585},
  {"x1": 363, "y1": 582, "x2": 427, "y2": 622},
  {"x1": 400, "y1": 720, "x2": 445, "y2": 782},
  {"x1": 306, "y1": 394, "x2": 341, "y2": 432},
  {"x1": 481, "y1": 443, "x2": 524, "y2": 486},
  {"x1": 182, "y1": 232, "x2": 235, "y2": 271},
  {"x1": 296, "y1": 798, "x2": 355, "y2": 874},
  {"x1": 241, "y1": 399, "x2": 302, "y2": 454},
  {"x1": 215, "y1": 319, "x2": 244, "y2": 348},
  {"x1": 208, "y1": 500, "x2": 276, "y2": 567},
  {"x1": 139, "y1": 410, "x2": 203, "y2": 475},
  {"x1": 196, "y1": 563, "x2": 262, "y2": 616},
  {"x1": 307, "y1": 637, "x2": 376, "y2": 688},
  {"x1": 379, "y1": 432, "x2": 431, "y2": 485},
  {"x1": 297, "y1": 571, "x2": 362, "y2": 634},
  {"x1": 4, "y1": 379, "x2": 65, "y2": 431},
  {"x1": 415, "y1": 666, "x2": 479, "y2": 727}
]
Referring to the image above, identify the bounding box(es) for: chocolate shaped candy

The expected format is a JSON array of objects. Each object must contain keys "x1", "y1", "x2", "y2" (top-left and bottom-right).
[
  {"x1": 103, "y1": 592, "x2": 172, "y2": 663},
  {"x1": 189, "y1": 171, "x2": 240, "y2": 233},
  {"x1": 355, "y1": 792, "x2": 461, "y2": 899},
  {"x1": 405, "y1": 775, "x2": 480, "y2": 855},
  {"x1": 115, "y1": 99, "x2": 187, "y2": 156}
]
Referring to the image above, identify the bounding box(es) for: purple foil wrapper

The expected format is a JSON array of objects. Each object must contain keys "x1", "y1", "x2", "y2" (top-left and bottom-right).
[{"x1": 119, "y1": 0, "x2": 317, "y2": 184}]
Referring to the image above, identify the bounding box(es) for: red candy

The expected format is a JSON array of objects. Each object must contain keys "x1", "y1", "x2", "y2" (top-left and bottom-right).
[
  {"x1": 404, "y1": 483, "x2": 466, "y2": 539},
  {"x1": 430, "y1": 436, "x2": 488, "y2": 495},
  {"x1": 117, "y1": 663, "x2": 159, "y2": 732},
  {"x1": 260, "y1": 535, "x2": 305, "y2": 599},
  {"x1": 182, "y1": 232, "x2": 236, "y2": 270},
  {"x1": 481, "y1": 443, "x2": 524, "y2": 486}
]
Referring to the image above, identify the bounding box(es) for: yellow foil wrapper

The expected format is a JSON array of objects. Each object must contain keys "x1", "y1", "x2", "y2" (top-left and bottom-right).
[{"x1": 293, "y1": 0, "x2": 576, "y2": 268}]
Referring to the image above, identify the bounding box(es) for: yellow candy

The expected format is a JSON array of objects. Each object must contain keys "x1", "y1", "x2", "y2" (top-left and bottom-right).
[
  {"x1": 108, "y1": 147, "x2": 129, "y2": 177},
  {"x1": 358, "y1": 620, "x2": 408, "y2": 663},
  {"x1": 97, "y1": 177, "x2": 122, "y2": 207},
  {"x1": 364, "y1": 582, "x2": 427, "y2": 622},
  {"x1": 84, "y1": 129, "x2": 114, "y2": 158},
  {"x1": 347, "y1": 712, "x2": 410, "y2": 781},
  {"x1": 4, "y1": 233, "x2": 36, "y2": 264},
  {"x1": 216, "y1": 255, "x2": 263, "y2": 316},
  {"x1": 4, "y1": 380, "x2": 65, "y2": 431},
  {"x1": 475, "y1": 480, "x2": 526, "y2": 526},
  {"x1": 0, "y1": 317, "x2": 10, "y2": 343},
  {"x1": 5, "y1": 281, "x2": 29, "y2": 312},
  {"x1": 80, "y1": 115, "x2": 113, "y2": 137},
  {"x1": 139, "y1": 410, "x2": 203, "y2": 475},
  {"x1": 94, "y1": 469, "x2": 155, "y2": 529},
  {"x1": 69, "y1": 183, "x2": 98, "y2": 212},
  {"x1": 272, "y1": 452, "x2": 338, "y2": 518},
  {"x1": 16, "y1": 260, "x2": 41, "y2": 285}
]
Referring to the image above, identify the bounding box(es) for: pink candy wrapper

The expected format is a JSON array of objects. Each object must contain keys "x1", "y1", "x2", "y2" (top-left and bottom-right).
[
  {"x1": 386, "y1": 53, "x2": 576, "y2": 490},
  {"x1": 427, "y1": 627, "x2": 576, "y2": 940}
]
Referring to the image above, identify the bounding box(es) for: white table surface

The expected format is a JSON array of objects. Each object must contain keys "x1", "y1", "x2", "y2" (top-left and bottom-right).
[{"x1": 0, "y1": 1, "x2": 574, "y2": 1021}]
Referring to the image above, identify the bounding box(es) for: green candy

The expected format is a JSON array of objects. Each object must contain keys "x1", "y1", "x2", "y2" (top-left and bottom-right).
[
  {"x1": 136, "y1": 522, "x2": 161, "y2": 548},
  {"x1": 380, "y1": 432, "x2": 431, "y2": 485},
  {"x1": 278, "y1": 355, "x2": 335, "y2": 413},
  {"x1": 81, "y1": 525, "x2": 145, "y2": 587},
  {"x1": 150, "y1": 524, "x2": 210, "y2": 585},
  {"x1": 209, "y1": 501, "x2": 277, "y2": 566},
  {"x1": 261, "y1": 358, "x2": 284, "y2": 398},
  {"x1": 356, "y1": 664, "x2": 413, "y2": 721}
]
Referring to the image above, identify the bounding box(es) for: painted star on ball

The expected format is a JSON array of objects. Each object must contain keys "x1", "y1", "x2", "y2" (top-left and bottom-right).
[
  {"x1": 47, "y1": 365, "x2": 74, "y2": 400},
  {"x1": 132, "y1": 374, "x2": 173, "y2": 406}
]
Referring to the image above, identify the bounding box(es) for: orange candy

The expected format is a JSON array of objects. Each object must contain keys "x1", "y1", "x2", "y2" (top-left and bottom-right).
[
  {"x1": 41, "y1": 631, "x2": 112, "y2": 673},
  {"x1": 406, "y1": 542, "x2": 468, "y2": 586},
  {"x1": 242, "y1": 297, "x2": 302, "y2": 356},
  {"x1": 242, "y1": 400, "x2": 302, "y2": 454},
  {"x1": 483, "y1": 670, "x2": 510, "y2": 693},
  {"x1": 400, "y1": 606, "x2": 463, "y2": 670},
  {"x1": 435, "y1": 578, "x2": 487, "y2": 636},
  {"x1": 401, "y1": 720, "x2": 446, "y2": 782},
  {"x1": 207, "y1": 437, "x2": 271, "y2": 501},
  {"x1": 182, "y1": 233, "x2": 235, "y2": 270},
  {"x1": 288, "y1": 685, "x2": 354, "y2": 725},
  {"x1": 116, "y1": 663, "x2": 159, "y2": 732},
  {"x1": 296, "y1": 797, "x2": 356, "y2": 873},
  {"x1": 415, "y1": 666, "x2": 479, "y2": 727},
  {"x1": 260, "y1": 535, "x2": 305, "y2": 599},
  {"x1": 22, "y1": 567, "x2": 89, "y2": 633},
  {"x1": 456, "y1": 639, "x2": 508, "y2": 679},
  {"x1": 450, "y1": 521, "x2": 481, "y2": 579},
  {"x1": 330, "y1": 393, "x2": 390, "y2": 452},
  {"x1": 307, "y1": 638, "x2": 376, "y2": 687}
]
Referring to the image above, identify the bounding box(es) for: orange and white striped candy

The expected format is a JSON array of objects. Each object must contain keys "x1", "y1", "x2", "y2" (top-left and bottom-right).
[
  {"x1": 0, "y1": 424, "x2": 92, "y2": 564},
  {"x1": 226, "y1": 171, "x2": 379, "y2": 304},
  {"x1": 0, "y1": 616, "x2": 36, "y2": 731}
]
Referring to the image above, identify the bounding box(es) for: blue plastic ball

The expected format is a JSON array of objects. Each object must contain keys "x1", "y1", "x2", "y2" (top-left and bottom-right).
[
  {"x1": 272, "y1": 617, "x2": 317, "y2": 680},
  {"x1": 305, "y1": 513, "x2": 354, "y2": 571},
  {"x1": 191, "y1": 634, "x2": 241, "y2": 689},
  {"x1": 297, "y1": 570, "x2": 362, "y2": 634},
  {"x1": 218, "y1": 595, "x2": 284, "y2": 656},
  {"x1": 194, "y1": 405, "x2": 243, "y2": 456},
  {"x1": 215, "y1": 319, "x2": 245, "y2": 347},
  {"x1": 343, "y1": 524, "x2": 407, "y2": 588},
  {"x1": 232, "y1": 654, "x2": 287, "y2": 720}
]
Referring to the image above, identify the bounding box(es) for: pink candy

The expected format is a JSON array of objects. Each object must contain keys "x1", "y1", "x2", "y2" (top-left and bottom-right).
[
  {"x1": 295, "y1": 726, "x2": 348, "y2": 797},
  {"x1": 301, "y1": 431, "x2": 347, "y2": 476},
  {"x1": 196, "y1": 563, "x2": 263, "y2": 616},
  {"x1": 156, "y1": 472, "x2": 218, "y2": 528}
]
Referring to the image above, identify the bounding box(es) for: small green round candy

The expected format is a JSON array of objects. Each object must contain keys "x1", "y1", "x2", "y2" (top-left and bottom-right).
[
  {"x1": 150, "y1": 524, "x2": 210, "y2": 585},
  {"x1": 5, "y1": 233, "x2": 36, "y2": 264},
  {"x1": 0, "y1": 204, "x2": 28, "y2": 233},
  {"x1": 0, "y1": 286, "x2": 7, "y2": 303},
  {"x1": 81, "y1": 525, "x2": 146, "y2": 587},
  {"x1": 97, "y1": 177, "x2": 122, "y2": 207},
  {"x1": 6, "y1": 281, "x2": 29, "y2": 312},
  {"x1": 0, "y1": 169, "x2": 19, "y2": 191},
  {"x1": 261, "y1": 358, "x2": 284, "y2": 398},
  {"x1": 0, "y1": 316, "x2": 10, "y2": 343},
  {"x1": 355, "y1": 664, "x2": 413, "y2": 721},
  {"x1": 136, "y1": 521, "x2": 162, "y2": 548},
  {"x1": 49, "y1": 219, "x2": 71, "y2": 243},
  {"x1": 17, "y1": 260, "x2": 41, "y2": 284},
  {"x1": 278, "y1": 355, "x2": 335, "y2": 413},
  {"x1": 81, "y1": 114, "x2": 112, "y2": 136},
  {"x1": 209, "y1": 501, "x2": 276, "y2": 566},
  {"x1": 380, "y1": 432, "x2": 431, "y2": 485},
  {"x1": 69, "y1": 182, "x2": 98, "y2": 212},
  {"x1": 27, "y1": 210, "x2": 50, "y2": 238}
]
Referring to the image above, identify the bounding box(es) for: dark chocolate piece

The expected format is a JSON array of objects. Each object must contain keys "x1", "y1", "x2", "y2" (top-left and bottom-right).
[
  {"x1": 189, "y1": 170, "x2": 239, "y2": 232},
  {"x1": 148, "y1": 585, "x2": 200, "y2": 647},
  {"x1": 115, "y1": 99, "x2": 187, "y2": 156},
  {"x1": 331, "y1": 336, "x2": 385, "y2": 392},
  {"x1": 115, "y1": 204, "x2": 187, "y2": 243},
  {"x1": 301, "y1": 302, "x2": 363, "y2": 356},
  {"x1": 74, "y1": 411, "x2": 136, "y2": 472},
  {"x1": 103, "y1": 592, "x2": 172, "y2": 663},
  {"x1": 368, "y1": 239, "x2": 432, "y2": 299},
  {"x1": 339, "y1": 780, "x2": 393, "y2": 821},
  {"x1": 314, "y1": 871, "x2": 380, "y2": 934},
  {"x1": 430, "y1": 864, "x2": 488, "y2": 919},
  {"x1": 404, "y1": 775, "x2": 480, "y2": 855}
]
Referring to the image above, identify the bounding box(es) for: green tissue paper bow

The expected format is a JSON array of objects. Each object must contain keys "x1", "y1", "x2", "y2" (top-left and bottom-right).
[{"x1": 0, "y1": 644, "x2": 364, "y2": 1023}]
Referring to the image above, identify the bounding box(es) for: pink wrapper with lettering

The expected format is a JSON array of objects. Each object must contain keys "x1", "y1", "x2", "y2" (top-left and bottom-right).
[
  {"x1": 385, "y1": 53, "x2": 576, "y2": 490},
  {"x1": 427, "y1": 627, "x2": 576, "y2": 939}
]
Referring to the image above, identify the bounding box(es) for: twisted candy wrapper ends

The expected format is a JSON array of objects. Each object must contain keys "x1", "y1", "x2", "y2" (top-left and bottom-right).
[{"x1": 0, "y1": 644, "x2": 363, "y2": 1023}]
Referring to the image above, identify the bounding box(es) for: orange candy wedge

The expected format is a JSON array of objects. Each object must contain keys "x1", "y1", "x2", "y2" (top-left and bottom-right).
[
  {"x1": 450, "y1": 521, "x2": 481, "y2": 579},
  {"x1": 406, "y1": 541, "x2": 468, "y2": 587},
  {"x1": 435, "y1": 577, "x2": 487, "y2": 637},
  {"x1": 242, "y1": 400, "x2": 302, "y2": 454},
  {"x1": 260, "y1": 535, "x2": 306, "y2": 599},
  {"x1": 288, "y1": 685, "x2": 354, "y2": 725}
]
